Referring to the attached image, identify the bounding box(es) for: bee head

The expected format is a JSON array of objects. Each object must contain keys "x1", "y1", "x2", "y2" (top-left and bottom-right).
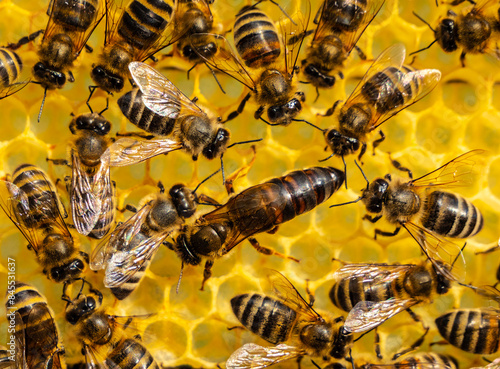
[
  {"x1": 324, "y1": 129, "x2": 360, "y2": 157},
  {"x1": 183, "y1": 40, "x2": 218, "y2": 62},
  {"x1": 70, "y1": 113, "x2": 111, "y2": 136},
  {"x1": 436, "y1": 17, "x2": 458, "y2": 52},
  {"x1": 303, "y1": 62, "x2": 337, "y2": 88},
  {"x1": 33, "y1": 62, "x2": 66, "y2": 89},
  {"x1": 177, "y1": 224, "x2": 228, "y2": 263},
  {"x1": 325, "y1": 0, "x2": 365, "y2": 32},
  {"x1": 361, "y1": 178, "x2": 389, "y2": 214},
  {"x1": 49, "y1": 258, "x2": 85, "y2": 283},
  {"x1": 170, "y1": 184, "x2": 198, "y2": 219},
  {"x1": 267, "y1": 92, "x2": 305, "y2": 126},
  {"x1": 65, "y1": 293, "x2": 100, "y2": 325},
  {"x1": 174, "y1": 233, "x2": 202, "y2": 266},
  {"x1": 91, "y1": 65, "x2": 124, "y2": 93},
  {"x1": 202, "y1": 128, "x2": 230, "y2": 159},
  {"x1": 329, "y1": 325, "x2": 352, "y2": 359}
]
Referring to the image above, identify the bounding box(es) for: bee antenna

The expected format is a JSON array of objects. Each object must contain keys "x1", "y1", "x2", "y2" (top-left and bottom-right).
[
  {"x1": 205, "y1": 63, "x2": 226, "y2": 94},
  {"x1": 176, "y1": 261, "x2": 184, "y2": 294},
  {"x1": 220, "y1": 154, "x2": 226, "y2": 186},
  {"x1": 38, "y1": 87, "x2": 48, "y2": 123},
  {"x1": 193, "y1": 168, "x2": 221, "y2": 194},
  {"x1": 292, "y1": 118, "x2": 325, "y2": 132},
  {"x1": 412, "y1": 11, "x2": 436, "y2": 32},
  {"x1": 227, "y1": 138, "x2": 263, "y2": 149},
  {"x1": 99, "y1": 97, "x2": 109, "y2": 116},
  {"x1": 329, "y1": 196, "x2": 362, "y2": 208},
  {"x1": 86, "y1": 86, "x2": 97, "y2": 113},
  {"x1": 310, "y1": 360, "x2": 321, "y2": 369},
  {"x1": 343, "y1": 155, "x2": 348, "y2": 189},
  {"x1": 409, "y1": 39, "x2": 438, "y2": 56},
  {"x1": 354, "y1": 160, "x2": 370, "y2": 190}
]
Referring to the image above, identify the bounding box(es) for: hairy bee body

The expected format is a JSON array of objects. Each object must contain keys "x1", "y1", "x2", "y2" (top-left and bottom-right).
[
  {"x1": 363, "y1": 352, "x2": 459, "y2": 369},
  {"x1": 0, "y1": 48, "x2": 22, "y2": 88},
  {"x1": 435, "y1": 308, "x2": 500, "y2": 354}
]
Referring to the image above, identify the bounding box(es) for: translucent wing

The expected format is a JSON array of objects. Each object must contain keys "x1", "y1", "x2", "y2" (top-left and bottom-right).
[
  {"x1": 267, "y1": 270, "x2": 324, "y2": 322},
  {"x1": 471, "y1": 358, "x2": 500, "y2": 369},
  {"x1": 88, "y1": 155, "x2": 115, "y2": 239},
  {"x1": 344, "y1": 299, "x2": 418, "y2": 333},
  {"x1": 226, "y1": 343, "x2": 305, "y2": 369},
  {"x1": 128, "y1": 62, "x2": 204, "y2": 118},
  {"x1": 403, "y1": 222, "x2": 467, "y2": 282},
  {"x1": 103, "y1": 137, "x2": 183, "y2": 167},
  {"x1": 82, "y1": 343, "x2": 109, "y2": 369},
  {"x1": 0, "y1": 81, "x2": 30, "y2": 100},
  {"x1": 280, "y1": 3, "x2": 311, "y2": 76},
  {"x1": 410, "y1": 149, "x2": 485, "y2": 189},
  {"x1": 190, "y1": 33, "x2": 257, "y2": 90},
  {"x1": 333, "y1": 263, "x2": 416, "y2": 284}
]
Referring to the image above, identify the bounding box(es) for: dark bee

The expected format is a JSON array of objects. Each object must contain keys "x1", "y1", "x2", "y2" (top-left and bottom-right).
[
  {"x1": 362, "y1": 352, "x2": 459, "y2": 369},
  {"x1": 90, "y1": 0, "x2": 179, "y2": 93},
  {"x1": 63, "y1": 280, "x2": 159, "y2": 368},
  {"x1": 191, "y1": 4, "x2": 310, "y2": 126},
  {"x1": 0, "y1": 164, "x2": 86, "y2": 283},
  {"x1": 319, "y1": 44, "x2": 441, "y2": 161},
  {"x1": 412, "y1": 0, "x2": 500, "y2": 66},
  {"x1": 435, "y1": 308, "x2": 500, "y2": 355},
  {"x1": 302, "y1": 0, "x2": 385, "y2": 89},
  {"x1": 172, "y1": 166, "x2": 344, "y2": 289},
  {"x1": 329, "y1": 260, "x2": 453, "y2": 336},
  {"x1": 90, "y1": 171, "x2": 219, "y2": 300},
  {"x1": 109, "y1": 62, "x2": 230, "y2": 165},
  {"x1": 0, "y1": 47, "x2": 27, "y2": 99},
  {"x1": 227, "y1": 271, "x2": 352, "y2": 369},
  {"x1": 5, "y1": 281, "x2": 65, "y2": 369}
]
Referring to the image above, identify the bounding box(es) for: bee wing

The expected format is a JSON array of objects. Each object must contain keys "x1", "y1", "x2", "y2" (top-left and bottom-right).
[
  {"x1": 280, "y1": 3, "x2": 311, "y2": 76},
  {"x1": 403, "y1": 222, "x2": 467, "y2": 283},
  {"x1": 190, "y1": 33, "x2": 257, "y2": 91},
  {"x1": 0, "y1": 80, "x2": 30, "y2": 100},
  {"x1": 226, "y1": 343, "x2": 305, "y2": 369},
  {"x1": 365, "y1": 362, "x2": 450, "y2": 369},
  {"x1": 344, "y1": 299, "x2": 418, "y2": 333},
  {"x1": 44, "y1": 0, "x2": 106, "y2": 56},
  {"x1": 370, "y1": 67, "x2": 441, "y2": 129},
  {"x1": 7, "y1": 311, "x2": 28, "y2": 369},
  {"x1": 128, "y1": 62, "x2": 204, "y2": 118},
  {"x1": 410, "y1": 149, "x2": 485, "y2": 189},
  {"x1": 102, "y1": 137, "x2": 183, "y2": 167},
  {"x1": 82, "y1": 343, "x2": 109, "y2": 369},
  {"x1": 333, "y1": 263, "x2": 416, "y2": 284},
  {"x1": 473, "y1": 0, "x2": 499, "y2": 12},
  {"x1": 90, "y1": 202, "x2": 153, "y2": 271}
]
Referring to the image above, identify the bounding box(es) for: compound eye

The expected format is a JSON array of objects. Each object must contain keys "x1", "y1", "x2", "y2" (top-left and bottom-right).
[
  {"x1": 33, "y1": 62, "x2": 45, "y2": 73},
  {"x1": 72, "y1": 259, "x2": 84, "y2": 271},
  {"x1": 286, "y1": 99, "x2": 302, "y2": 113},
  {"x1": 96, "y1": 120, "x2": 111, "y2": 135},
  {"x1": 93, "y1": 66, "x2": 105, "y2": 77},
  {"x1": 56, "y1": 73, "x2": 66, "y2": 86},
  {"x1": 50, "y1": 267, "x2": 63, "y2": 282},
  {"x1": 112, "y1": 77, "x2": 124, "y2": 91},
  {"x1": 268, "y1": 105, "x2": 283, "y2": 121}
]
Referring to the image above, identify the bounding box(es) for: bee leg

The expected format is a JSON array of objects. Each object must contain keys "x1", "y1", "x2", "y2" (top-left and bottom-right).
[
  {"x1": 6, "y1": 29, "x2": 43, "y2": 50},
  {"x1": 373, "y1": 227, "x2": 401, "y2": 240},
  {"x1": 305, "y1": 279, "x2": 315, "y2": 307},
  {"x1": 357, "y1": 142, "x2": 367, "y2": 164},
  {"x1": 405, "y1": 308, "x2": 427, "y2": 330},
  {"x1": 362, "y1": 214, "x2": 382, "y2": 223},
  {"x1": 248, "y1": 237, "x2": 300, "y2": 262},
  {"x1": 354, "y1": 45, "x2": 367, "y2": 60},
  {"x1": 47, "y1": 158, "x2": 70, "y2": 166},
  {"x1": 391, "y1": 327, "x2": 429, "y2": 361},
  {"x1": 157, "y1": 181, "x2": 165, "y2": 193},
  {"x1": 119, "y1": 204, "x2": 138, "y2": 213},
  {"x1": 227, "y1": 325, "x2": 245, "y2": 331},
  {"x1": 388, "y1": 154, "x2": 413, "y2": 179},
  {"x1": 197, "y1": 194, "x2": 221, "y2": 207},
  {"x1": 475, "y1": 244, "x2": 500, "y2": 254},
  {"x1": 267, "y1": 226, "x2": 279, "y2": 234},
  {"x1": 254, "y1": 106, "x2": 265, "y2": 120},
  {"x1": 460, "y1": 51, "x2": 467, "y2": 68},
  {"x1": 224, "y1": 92, "x2": 252, "y2": 123},
  {"x1": 295, "y1": 356, "x2": 303, "y2": 369},
  {"x1": 371, "y1": 130, "x2": 385, "y2": 156},
  {"x1": 84, "y1": 44, "x2": 93, "y2": 53},
  {"x1": 200, "y1": 260, "x2": 214, "y2": 291},
  {"x1": 68, "y1": 71, "x2": 75, "y2": 83},
  {"x1": 319, "y1": 100, "x2": 342, "y2": 117},
  {"x1": 116, "y1": 131, "x2": 155, "y2": 139},
  {"x1": 374, "y1": 328, "x2": 383, "y2": 359},
  {"x1": 79, "y1": 251, "x2": 90, "y2": 265}
]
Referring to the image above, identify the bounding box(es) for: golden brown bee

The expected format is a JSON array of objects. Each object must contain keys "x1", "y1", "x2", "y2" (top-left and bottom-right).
[
  {"x1": 0, "y1": 47, "x2": 27, "y2": 100},
  {"x1": 0, "y1": 164, "x2": 86, "y2": 283},
  {"x1": 63, "y1": 280, "x2": 159, "y2": 368},
  {"x1": 90, "y1": 0, "x2": 179, "y2": 93},
  {"x1": 362, "y1": 352, "x2": 459, "y2": 369},
  {"x1": 90, "y1": 172, "x2": 219, "y2": 300},
  {"x1": 329, "y1": 260, "x2": 454, "y2": 337},
  {"x1": 412, "y1": 0, "x2": 500, "y2": 66},
  {"x1": 318, "y1": 44, "x2": 441, "y2": 161},
  {"x1": 302, "y1": 0, "x2": 385, "y2": 89},
  {"x1": 5, "y1": 281, "x2": 65, "y2": 369},
  {"x1": 435, "y1": 308, "x2": 500, "y2": 355},
  {"x1": 109, "y1": 62, "x2": 230, "y2": 165},
  {"x1": 191, "y1": 4, "x2": 310, "y2": 126},
  {"x1": 227, "y1": 271, "x2": 352, "y2": 369},
  {"x1": 172, "y1": 166, "x2": 345, "y2": 289}
]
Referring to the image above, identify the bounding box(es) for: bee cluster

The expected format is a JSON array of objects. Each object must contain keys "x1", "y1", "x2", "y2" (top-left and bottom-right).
[{"x1": 0, "y1": 0, "x2": 500, "y2": 368}]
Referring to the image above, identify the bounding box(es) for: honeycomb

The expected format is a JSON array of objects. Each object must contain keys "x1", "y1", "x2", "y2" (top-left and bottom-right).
[{"x1": 0, "y1": 0, "x2": 500, "y2": 367}]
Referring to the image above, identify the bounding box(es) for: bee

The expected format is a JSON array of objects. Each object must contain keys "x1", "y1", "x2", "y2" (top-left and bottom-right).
[
  {"x1": 171, "y1": 166, "x2": 345, "y2": 289},
  {"x1": 5, "y1": 281, "x2": 65, "y2": 369},
  {"x1": 435, "y1": 308, "x2": 500, "y2": 355},
  {"x1": 191, "y1": 3, "x2": 310, "y2": 126},
  {"x1": 0, "y1": 47, "x2": 27, "y2": 100},
  {"x1": 90, "y1": 171, "x2": 219, "y2": 300},
  {"x1": 0, "y1": 164, "x2": 86, "y2": 283},
  {"x1": 62, "y1": 280, "x2": 159, "y2": 368},
  {"x1": 227, "y1": 271, "x2": 353, "y2": 369},
  {"x1": 90, "y1": 0, "x2": 180, "y2": 93},
  {"x1": 109, "y1": 62, "x2": 230, "y2": 165},
  {"x1": 412, "y1": 0, "x2": 500, "y2": 66},
  {"x1": 317, "y1": 44, "x2": 441, "y2": 162},
  {"x1": 302, "y1": 0, "x2": 385, "y2": 89},
  {"x1": 329, "y1": 260, "x2": 454, "y2": 336},
  {"x1": 362, "y1": 352, "x2": 459, "y2": 369},
  {"x1": 333, "y1": 150, "x2": 484, "y2": 283}
]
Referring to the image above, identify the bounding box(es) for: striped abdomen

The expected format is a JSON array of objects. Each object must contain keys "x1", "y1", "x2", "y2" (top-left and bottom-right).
[
  {"x1": 396, "y1": 353, "x2": 458, "y2": 369},
  {"x1": 117, "y1": 0, "x2": 174, "y2": 51},
  {"x1": 231, "y1": 293, "x2": 297, "y2": 344},
  {"x1": 118, "y1": 89, "x2": 176, "y2": 136},
  {"x1": 264, "y1": 166, "x2": 345, "y2": 224},
  {"x1": 420, "y1": 191, "x2": 483, "y2": 238},
  {"x1": 88, "y1": 185, "x2": 116, "y2": 239},
  {"x1": 50, "y1": 0, "x2": 98, "y2": 30},
  {"x1": 0, "y1": 48, "x2": 22, "y2": 87},
  {"x1": 11, "y1": 164, "x2": 63, "y2": 229},
  {"x1": 106, "y1": 338, "x2": 159, "y2": 369},
  {"x1": 234, "y1": 7, "x2": 280, "y2": 68},
  {"x1": 435, "y1": 309, "x2": 500, "y2": 354},
  {"x1": 361, "y1": 65, "x2": 419, "y2": 113}
]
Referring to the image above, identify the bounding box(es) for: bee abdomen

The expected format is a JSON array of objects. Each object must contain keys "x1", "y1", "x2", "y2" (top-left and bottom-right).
[
  {"x1": 421, "y1": 191, "x2": 483, "y2": 238},
  {"x1": 106, "y1": 338, "x2": 159, "y2": 369},
  {"x1": 107, "y1": 255, "x2": 150, "y2": 300},
  {"x1": 436, "y1": 309, "x2": 500, "y2": 354},
  {"x1": 0, "y1": 48, "x2": 22, "y2": 87},
  {"x1": 230, "y1": 293, "x2": 296, "y2": 344},
  {"x1": 398, "y1": 353, "x2": 458, "y2": 369},
  {"x1": 51, "y1": 0, "x2": 98, "y2": 30},
  {"x1": 267, "y1": 167, "x2": 345, "y2": 224},
  {"x1": 9, "y1": 282, "x2": 46, "y2": 313},
  {"x1": 234, "y1": 8, "x2": 280, "y2": 68},
  {"x1": 118, "y1": 89, "x2": 176, "y2": 136}
]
